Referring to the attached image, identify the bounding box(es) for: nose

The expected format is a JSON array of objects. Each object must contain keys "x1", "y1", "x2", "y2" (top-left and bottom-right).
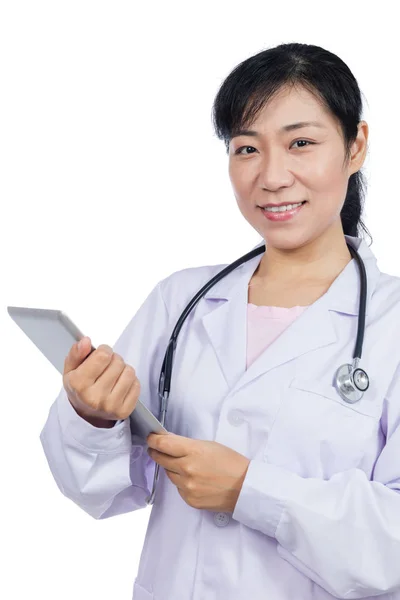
[{"x1": 259, "y1": 151, "x2": 294, "y2": 191}]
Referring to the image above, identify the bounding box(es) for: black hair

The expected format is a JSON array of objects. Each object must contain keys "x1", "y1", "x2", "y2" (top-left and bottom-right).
[{"x1": 211, "y1": 42, "x2": 372, "y2": 244}]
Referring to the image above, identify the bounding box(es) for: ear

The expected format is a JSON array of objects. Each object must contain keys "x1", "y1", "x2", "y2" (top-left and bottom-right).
[{"x1": 347, "y1": 120, "x2": 369, "y2": 176}]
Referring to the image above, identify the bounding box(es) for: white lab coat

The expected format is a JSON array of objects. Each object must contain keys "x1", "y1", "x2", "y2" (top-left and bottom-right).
[{"x1": 40, "y1": 234, "x2": 400, "y2": 599}]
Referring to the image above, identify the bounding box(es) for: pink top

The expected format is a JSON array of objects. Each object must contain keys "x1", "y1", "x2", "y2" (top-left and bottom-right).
[{"x1": 246, "y1": 303, "x2": 309, "y2": 369}]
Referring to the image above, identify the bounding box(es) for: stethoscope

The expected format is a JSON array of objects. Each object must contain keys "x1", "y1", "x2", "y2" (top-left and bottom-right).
[{"x1": 145, "y1": 240, "x2": 370, "y2": 505}]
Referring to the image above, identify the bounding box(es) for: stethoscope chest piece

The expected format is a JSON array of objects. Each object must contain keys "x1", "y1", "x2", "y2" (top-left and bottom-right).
[{"x1": 335, "y1": 363, "x2": 370, "y2": 404}]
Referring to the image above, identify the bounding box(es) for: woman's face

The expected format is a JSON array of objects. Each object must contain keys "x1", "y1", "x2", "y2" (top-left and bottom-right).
[{"x1": 228, "y1": 84, "x2": 368, "y2": 250}]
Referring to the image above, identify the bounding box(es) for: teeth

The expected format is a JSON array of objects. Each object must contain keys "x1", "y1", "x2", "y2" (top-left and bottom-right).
[{"x1": 263, "y1": 202, "x2": 303, "y2": 213}]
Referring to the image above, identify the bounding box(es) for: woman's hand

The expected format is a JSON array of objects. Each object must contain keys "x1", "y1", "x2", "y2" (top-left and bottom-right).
[{"x1": 147, "y1": 433, "x2": 250, "y2": 513}]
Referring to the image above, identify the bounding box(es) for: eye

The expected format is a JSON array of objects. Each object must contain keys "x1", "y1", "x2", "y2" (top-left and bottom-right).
[
  {"x1": 234, "y1": 146, "x2": 257, "y2": 155},
  {"x1": 291, "y1": 140, "x2": 314, "y2": 149},
  {"x1": 234, "y1": 140, "x2": 315, "y2": 155}
]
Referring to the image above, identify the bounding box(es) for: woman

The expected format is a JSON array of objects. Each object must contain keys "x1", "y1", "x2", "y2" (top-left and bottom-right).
[{"x1": 41, "y1": 43, "x2": 400, "y2": 599}]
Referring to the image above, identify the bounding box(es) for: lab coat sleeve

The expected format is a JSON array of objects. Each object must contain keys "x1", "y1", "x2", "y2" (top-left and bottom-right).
[
  {"x1": 232, "y1": 365, "x2": 400, "y2": 599},
  {"x1": 39, "y1": 280, "x2": 170, "y2": 520}
]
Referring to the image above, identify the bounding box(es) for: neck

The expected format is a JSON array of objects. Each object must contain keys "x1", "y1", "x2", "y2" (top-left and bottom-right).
[{"x1": 256, "y1": 227, "x2": 353, "y2": 284}]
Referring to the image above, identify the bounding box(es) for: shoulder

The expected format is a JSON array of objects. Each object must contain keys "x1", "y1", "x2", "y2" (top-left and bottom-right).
[
  {"x1": 373, "y1": 273, "x2": 400, "y2": 411},
  {"x1": 372, "y1": 271, "x2": 400, "y2": 313},
  {"x1": 368, "y1": 271, "x2": 400, "y2": 380},
  {"x1": 158, "y1": 262, "x2": 228, "y2": 316}
]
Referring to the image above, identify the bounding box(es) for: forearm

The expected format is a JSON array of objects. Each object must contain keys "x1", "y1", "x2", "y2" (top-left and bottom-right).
[
  {"x1": 40, "y1": 388, "x2": 150, "y2": 519},
  {"x1": 232, "y1": 460, "x2": 400, "y2": 598}
]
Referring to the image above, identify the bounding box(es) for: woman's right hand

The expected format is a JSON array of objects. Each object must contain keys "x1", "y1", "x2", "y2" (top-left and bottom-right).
[{"x1": 62, "y1": 336, "x2": 141, "y2": 426}]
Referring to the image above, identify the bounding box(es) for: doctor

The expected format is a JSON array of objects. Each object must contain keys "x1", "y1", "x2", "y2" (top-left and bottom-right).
[{"x1": 41, "y1": 42, "x2": 400, "y2": 600}]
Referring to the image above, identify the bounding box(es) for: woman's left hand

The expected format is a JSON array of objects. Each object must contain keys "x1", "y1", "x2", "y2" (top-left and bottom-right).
[{"x1": 146, "y1": 432, "x2": 250, "y2": 513}]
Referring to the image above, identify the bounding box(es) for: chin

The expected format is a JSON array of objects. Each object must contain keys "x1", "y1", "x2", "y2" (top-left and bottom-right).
[{"x1": 263, "y1": 230, "x2": 312, "y2": 251}]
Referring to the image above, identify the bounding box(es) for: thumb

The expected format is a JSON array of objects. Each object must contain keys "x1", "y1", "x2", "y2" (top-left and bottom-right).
[{"x1": 64, "y1": 336, "x2": 92, "y2": 375}]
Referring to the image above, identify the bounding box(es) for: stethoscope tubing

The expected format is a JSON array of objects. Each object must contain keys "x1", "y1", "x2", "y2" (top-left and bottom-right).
[{"x1": 146, "y1": 240, "x2": 367, "y2": 505}]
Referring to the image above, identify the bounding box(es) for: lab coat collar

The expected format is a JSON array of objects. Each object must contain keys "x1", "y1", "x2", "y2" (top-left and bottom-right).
[
  {"x1": 200, "y1": 234, "x2": 381, "y2": 392},
  {"x1": 203, "y1": 234, "x2": 380, "y2": 317}
]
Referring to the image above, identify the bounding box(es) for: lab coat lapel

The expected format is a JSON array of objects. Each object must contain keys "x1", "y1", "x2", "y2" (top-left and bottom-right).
[
  {"x1": 201, "y1": 275, "x2": 337, "y2": 393},
  {"x1": 200, "y1": 276, "x2": 250, "y2": 391},
  {"x1": 200, "y1": 235, "x2": 380, "y2": 394}
]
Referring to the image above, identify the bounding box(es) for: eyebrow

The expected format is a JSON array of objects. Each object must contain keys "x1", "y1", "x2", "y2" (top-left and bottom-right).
[{"x1": 230, "y1": 121, "x2": 326, "y2": 139}]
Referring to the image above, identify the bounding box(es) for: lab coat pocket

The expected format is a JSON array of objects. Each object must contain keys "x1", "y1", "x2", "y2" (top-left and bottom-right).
[
  {"x1": 289, "y1": 377, "x2": 381, "y2": 418},
  {"x1": 133, "y1": 580, "x2": 154, "y2": 599},
  {"x1": 264, "y1": 377, "x2": 381, "y2": 477}
]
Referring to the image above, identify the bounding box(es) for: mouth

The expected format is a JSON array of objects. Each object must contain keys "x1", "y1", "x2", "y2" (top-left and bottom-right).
[
  {"x1": 260, "y1": 200, "x2": 307, "y2": 211},
  {"x1": 259, "y1": 200, "x2": 307, "y2": 222}
]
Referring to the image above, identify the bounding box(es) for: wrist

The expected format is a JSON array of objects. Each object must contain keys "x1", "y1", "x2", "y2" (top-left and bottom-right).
[
  {"x1": 84, "y1": 415, "x2": 116, "y2": 428},
  {"x1": 68, "y1": 397, "x2": 117, "y2": 429}
]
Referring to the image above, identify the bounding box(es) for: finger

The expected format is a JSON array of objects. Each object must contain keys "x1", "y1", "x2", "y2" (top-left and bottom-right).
[
  {"x1": 90, "y1": 352, "x2": 126, "y2": 396},
  {"x1": 113, "y1": 372, "x2": 141, "y2": 418},
  {"x1": 148, "y1": 449, "x2": 180, "y2": 474},
  {"x1": 165, "y1": 469, "x2": 183, "y2": 488},
  {"x1": 147, "y1": 433, "x2": 191, "y2": 458},
  {"x1": 71, "y1": 344, "x2": 114, "y2": 388},
  {"x1": 92, "y1": 373, "x2": 139, "y2": 421},
  {"x1": 64, "y1": 336, "x2": 93, "y2": 375}
]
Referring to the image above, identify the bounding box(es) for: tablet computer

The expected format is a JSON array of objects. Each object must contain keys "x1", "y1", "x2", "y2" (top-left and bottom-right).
[{"x1": 7, "y1": 306, "x2": 168, "y2": 439}]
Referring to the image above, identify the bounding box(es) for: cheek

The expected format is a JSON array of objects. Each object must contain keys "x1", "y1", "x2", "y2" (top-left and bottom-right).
[
  {"x1": 227, "y1": 169, "x2": 240, "y2": 193},
  {"x1": 306, "y1": 149, "x2": 346, "y2": 191},
  {"x1": 305, "y1": 157, "x2": 349, "y2": 212},
  {"x1": 229, "y1": 171, "x2": 253, "y2": 211},
  {"x1": 229, "y1": 164, "x2": 246, "y2": 194}
]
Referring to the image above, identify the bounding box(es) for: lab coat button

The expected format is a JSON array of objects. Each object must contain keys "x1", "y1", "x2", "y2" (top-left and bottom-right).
[
  {"x1": 117, "y1": 429, "x2": 125, "y2": 438},
  {"x1": 214, "y1": 512, "x2": 230, "y2": 527},
  {"x1": 228, "y1": 409, "x2": 245, "y2": 426}
]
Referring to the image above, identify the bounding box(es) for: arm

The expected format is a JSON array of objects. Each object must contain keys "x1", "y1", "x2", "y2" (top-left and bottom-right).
[
  {"x1": 40, "y1": 280, "x2": 170, "y2": 519},
  {"x1": 232, "y1": 366, "x2": 400, "y2": 599}
]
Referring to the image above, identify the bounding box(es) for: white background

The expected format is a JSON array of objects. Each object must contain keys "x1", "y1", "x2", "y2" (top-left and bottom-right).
[{"x1": 1, "y1": 1, "x2": 398, "y2": 598}]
